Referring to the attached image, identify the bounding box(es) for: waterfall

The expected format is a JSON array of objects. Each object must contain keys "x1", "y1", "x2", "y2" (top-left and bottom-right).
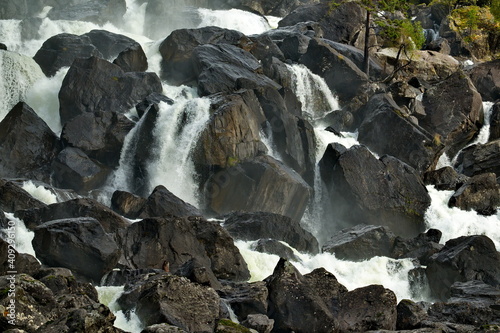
[
  {"x1": 96, "y1": 286, "x2": 144, "y2": 332},
  {"x1": 0, "y1": 50, "x2": 44, "y2": 121},
  {"x1": 196, "y1": 8, "x2": 271, "y2": 35}
]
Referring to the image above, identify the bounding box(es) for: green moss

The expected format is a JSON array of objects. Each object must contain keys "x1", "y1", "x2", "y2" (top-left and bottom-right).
[
  {"x1": 227, "y1": 156, "x2": 240, "y2": 167},
  {"x1": 216, "y1": 319, "x2": 252, "y2": 333}
]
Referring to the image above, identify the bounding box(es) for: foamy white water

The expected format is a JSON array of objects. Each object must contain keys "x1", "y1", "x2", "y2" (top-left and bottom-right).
[
  {"x1": 21, "y1": 180, "x2": 58, "y2": 205},
  {"x1": 0, "y1": 50, "x2": 44, "y2": 121},
  {"x1": 197, "y1": 8, "x2": 271, "y2": 35},
  {"x1": 96, "y1": 286, "x2": 144, "y2": 332},
  {"x1": 236, "y1": 240, "x2": 430, "y2": 302},
  {"x1": 5, "y1": 213, "x2": 36, "y2": 257},
  {"x1": 425, "y1": 185, "x2": 500, "y2": 250}
]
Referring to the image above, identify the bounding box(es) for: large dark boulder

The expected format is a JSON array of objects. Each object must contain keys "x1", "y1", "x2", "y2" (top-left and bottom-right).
[
  {"x1": 219, "y1": 281, "x2": 269, "y2": 322},
  {"x1": 338, "y1": 285, "x2": 398, "y2": 332},
  {"x1": 51, "y1": 147, "x2": 111, "y2": 194},
  {"x1": 428, "y1": 280, "x2": 500, "y2": 326},
  {"x1": 204, "y1": 155, "x2": 311, "y2": 223},
  {"x1": 0, "y1": 179, "x2": 46, "y2": 213},
  {"x1": 421, "y1": 71, "x2": 484, "y2": 159},
  {"x1": 0, "y1": 102, "x2": 60, "y2": 183},
  {"x1": 426, "y1": 235, "x2": 500, "y2": 300},
  {"x1": 58, "y1": 56, "x2": 162, "y2": 125},
  {"x1": 266, "y1": 259, "x2": 347, "y2": 333},
  {"x1": 121, "y1": 216, "x2": 250, "y2": 281},
  {"x1": 455, "y1": 140, "x2": 500, "y2": 177},
  {"x1": 222, "y1": 211, "x2": 319, "y2": 254},
  {"x1": 448, "y1": 173, "x2": 500, "y2": 216},
  {"x1": 133, "y1": 274, "x2": 221, "y2": 332},
  {"x1": 323, "y1": 145, "x2": 431, "y2": 238},
  {"x1": 391, "y1": 229, "x2": 444, "y2": 265},
  {"x1": 159, "y1": 26, "x2": 252, "y2": 85},
  {"x1": 396, "y1": 299, "x2": 429, "y2": 330},
  {"x1": 358, "y1": 93, "x2": 442, "y2": 174},
  {"x1": 15, "y1": 197, "x2": 129, "y2": 233},
  {"x1": 33, "y1": 33, "x2": 102, "y2": 77},
  {"x1": 322, "y1": 224, "x2": 396, "y2": 261},
  {"x1": 137, "y1": 185, "x2": 202, "y2": 219},
  {"x1": 113, "y1": 43, "x2": 148, "y2": 72},
  {"x1": 279, "y1": 1, "x2": 366, "y2": 46},
  {"x1": 299, "y1": 38, "x2": 369, "y2": 104},
  {"x1": 192, "y1": 43, "x2": 280, "y2": 96},
  {"x1": 110, "y1": 190, "x2": 147, "y2": 219},
  {"x1": 423, "y1": 166, "x2": 469, "y2": 191},
  {"x1": 467, "y1": 59, "x2": 500, "y2": 102},
  {"x1": 82, "y1": 29, "x2": 144, "y2": 61},
  {"x1": 194, "y1": 90, "x2": 267, "y2": 173},
  {"x1": 61, "y1": 110, "x2": 135, "y2": 168},
  {"x1": 32, "y1": 218, "x2": 121, "y2": 283}
]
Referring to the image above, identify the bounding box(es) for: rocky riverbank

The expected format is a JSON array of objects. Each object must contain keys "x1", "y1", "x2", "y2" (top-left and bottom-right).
[{"x1": 1, "y1": 0, "x2": 500, "y2": 332}]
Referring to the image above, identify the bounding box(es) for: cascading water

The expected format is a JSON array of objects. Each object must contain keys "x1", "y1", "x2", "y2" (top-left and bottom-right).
[{"x1": 196, "y1": 8, "x2": 271, "y2": 35}]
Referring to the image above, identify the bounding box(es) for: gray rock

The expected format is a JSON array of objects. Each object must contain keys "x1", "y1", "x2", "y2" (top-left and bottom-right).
[{"x1": 448, "y1": 173, "x2": 500, "y2": 216}]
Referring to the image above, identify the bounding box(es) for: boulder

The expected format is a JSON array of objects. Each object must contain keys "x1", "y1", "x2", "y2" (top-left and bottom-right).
[
  {"x1": 490, "y1": 102, "x2": 500, "y2": 141},
  {"x1": 47, "y1": 0, "x2": 126, "y2": 26},
  {"x1": 420, "y1": 71, "x2": 484, "y2": 159},
  {"x1": 0, "y1": 102, "x2": 60, "y2": 183},
  {"x1": 137, "y1": 185, "x2": 202, "y2": 219},
  {"x1": 134, "y1": 274, "x2": 220, "y2": 332},
  {"x1": 101, "y1": 268, "x2": 163, "y2": 287},
  {"x1": 338, "y1": 285, "x2": 398, "y2": 332},
  {"x1": 248, "y1": 34, "x2": 285, "y2": 62},
  {"x1": 219, "y1": 281, "x2": 269, "y2": 322},
  {"x1": 113, "y1": 43, "x2": 148, "y2": 72},
  {"x1": 428, "y1": 280, "x2": 500, "y2": 326},
  {"x1": 374, "y1": 49, "x2": 461, "y2": 83},
  {"x1": 426, "y1": 235, "x2": 500, "y2": 300},
  {"x1": 173, "y1": 258, "x2": 222, "y2": 290},
  {"x1": 396, "y1": 299, "x2": 429, "y2": 330},
  {"x1": 253, "y1": 239, "x2": 300, "y2": 262},
  {"x1": 423, "y1": 166, "x2": 469, "y2": 191},
  {"x1": 111, "y1": 190, "x2": 147, "y2": 219},
  {"x1": 322, "y1": 224, "x2": 396, "y2": 262},
  {"x1": 192, "y1": 43, "x2": 280, "y2": 96},
  {"x1": 121, "y1": 217, "x2": 211, "y2": 271},
  {"x1": 318, "y1": 143, "x2": 348, "y2": 188},
  {"x1": 468, "y1": 59, "x2": 500, "y2": 102},
  {"x1": 83, "y1": 29, "x2": 144, "y2": 61},
  {"x1": 32, "y1": 217, "x2": 121, "y2": 283},
  {"x1": 33, "y1": 33, "x2": 102, "y2": 77},
  {"x1": 241, "y1": 314, "x2": 274, "y2": 333},
  {"x1": 159, "y1": 26, "x2": 252, "y2": 85},
  {"x1": 324, "y1": 145, "x2": 431, "y2": 238},
  {"x1": 279, "y1": 2, "x2": 366, "y2": 46},
  {"x1": 357, "y1": 93, "x2": 442, "y2": 174},
  {"x1": 60, "y1": 110, "x2": 135, "y2": 168},
  {"x1": 448, "y1": 173, "x2": 500, "y2": 216},
  {"x1": 391, "y1": 229, "x2": 444, "y2": 265},
  {"x1": 58, "y1": 56, "x2": 162, "y2": 125},
  {"x1": 255, "y1": 86, "x2": 316, "y2": 184},
  {"x1": 266, "y1": 259, "x2": 347, "y2": 333},
  {"x1": 300, "y1": 38, "x2": 369, "y2": 103},
  {"x1": 15, "y1": 197, "x2": 129, "y2": 233},
  {"x1": 204, "y1": 155, "x2": 311, "y2": 222},
  {"x1": 51, "y1": 147, "x2": 111, "y2": 194},
  {"x1": 0, "y1": 179, "x2": 46, "y2": 213},
  {"x1": 121, "y1": 216, "x2": 250, "y2": 281},
  {"x1": 0, "y1": 0, "x2": 44, "y2": 19},
  {"x1": 194, "y1": 90, "x2": 267, "y2": 173},
  {"x1": 141, "y1": 323, "x2": 188, "y2": 333},
  {"x1": 135, "y1": 92, "x2": 174, "y2": 118},
  {"x1": 455, "y1": 140, "x2": 500, "y2": 177},
  {"x1": 191, "y1": 217, "x2": 251, "y2": 282},
  {"x1": 222, "y1": 211, "x2": 318, "y2": 254},
  {"x1": 0, "y1": 238, "x2": 41, "y2": 277}
]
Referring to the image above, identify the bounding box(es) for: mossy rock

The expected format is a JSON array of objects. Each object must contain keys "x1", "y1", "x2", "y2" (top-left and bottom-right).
[{"x1": 216, "y1": 319, "x2": 253, "y2": 333}]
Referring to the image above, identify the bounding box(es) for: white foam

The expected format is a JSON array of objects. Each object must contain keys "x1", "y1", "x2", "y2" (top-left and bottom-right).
[
  {"x1": 96, "y1": 285, "x2": 144, "y2": 332},
  {"x1": 21, "y1": 181, "x2": 58, "y2": 205},
  {"x1": 424, "y1": 185, "x2": 500, "y2": 250},
  {"x1": 0, "y1": 50, "x2": 44, "y2": 122},
  {"x1": 5, "y1": 213, "x2": 36, "y2": 257},
  {"x1": 197, "y1": 8, "x2": 271, "y2": 35},
  {"x1": 235, "y1": 240, "x2": 431, "y2": 302}
]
